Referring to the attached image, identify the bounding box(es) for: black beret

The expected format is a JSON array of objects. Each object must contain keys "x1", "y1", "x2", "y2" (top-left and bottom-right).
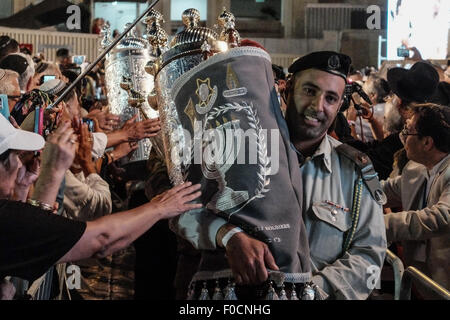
[
  {"x1": 288, "y1": 51, "x2": 352, "y2": 81},
  {"x1": 0, "y1": 54, "x2": 29, "y2": 75}
]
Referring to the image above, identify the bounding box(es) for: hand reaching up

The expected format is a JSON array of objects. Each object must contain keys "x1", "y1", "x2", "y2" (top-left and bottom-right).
[
  {"x1": 121, "y1": 114, "x2": 161, "y2": 141},
  {"x1": 41, "y1": 121, "x2": 76, "y2": 176}
]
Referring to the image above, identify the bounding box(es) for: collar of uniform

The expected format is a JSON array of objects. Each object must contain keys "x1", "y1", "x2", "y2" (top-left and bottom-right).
[
  {"x1": 309, "y1": 135, "x2": 332, "y2": 173},
  {"x1": 291, "y1": 135, "x2": 333, "y2": 173},
  {"x1": 291, "y1": 142, "x2": 306, "y2": 165}
]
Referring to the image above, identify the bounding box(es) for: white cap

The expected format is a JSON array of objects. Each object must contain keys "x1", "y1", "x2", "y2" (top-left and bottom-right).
[
  {"x1": 39, "y1": 78, "x2": 66, "y2": 96},
  {"x1": 0, "y1": 115, "x2": 45, "y2": 155}
]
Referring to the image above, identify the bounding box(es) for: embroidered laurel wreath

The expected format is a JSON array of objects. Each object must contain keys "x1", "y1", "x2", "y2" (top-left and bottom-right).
[{"x1": 183, "y1": 101, "x2": 271, "y2": 215}]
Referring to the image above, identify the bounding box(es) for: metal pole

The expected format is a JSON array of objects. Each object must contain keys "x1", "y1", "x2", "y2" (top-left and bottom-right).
[{"x1": 48, "y1": 0, "x2": 160, "y2": 109}]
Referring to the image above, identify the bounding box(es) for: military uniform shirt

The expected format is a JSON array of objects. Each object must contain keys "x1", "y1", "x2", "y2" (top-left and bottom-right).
[{"x1": 297, "y1": 135, "x2": 386, "y2": 299}]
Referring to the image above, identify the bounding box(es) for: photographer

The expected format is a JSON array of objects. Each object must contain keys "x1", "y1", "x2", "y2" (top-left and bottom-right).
[
  {"x1": 29, "y1": 61, "x2": 67, "y2": 91},
  {"x1": 64, "y1": 121, "x2": 113, "y2": 221},
  {"x1": 346, "y1": 75, "x2": 390, "y2": 142}
]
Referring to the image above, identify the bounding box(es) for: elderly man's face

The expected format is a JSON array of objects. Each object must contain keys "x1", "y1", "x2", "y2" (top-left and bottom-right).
[
  {"x1": 0, "y1": 151, "x2": 22, "y2": 198},
  {"x1": 285, "y1": 69, "x2": 345, "y2": 142},
  {"x1": 383, "y1": 96, "x2": 403, "y2": 135},
  {"x1": 362, "y1": 79, "x2": 376, "y2": 102}
]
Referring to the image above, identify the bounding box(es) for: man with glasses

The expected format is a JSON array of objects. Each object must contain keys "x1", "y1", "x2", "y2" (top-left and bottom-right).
[
  {"x1": 382, "y1": 103, "x2": 450, "y2": 290},
  {"x1": 0, "y1": 68, "x2": 21, "y2": 112}
]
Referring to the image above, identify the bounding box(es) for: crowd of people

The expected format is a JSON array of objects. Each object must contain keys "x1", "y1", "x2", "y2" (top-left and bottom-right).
[{"x1": 0, "y1": 31, "x2": 448, "y2": 300}]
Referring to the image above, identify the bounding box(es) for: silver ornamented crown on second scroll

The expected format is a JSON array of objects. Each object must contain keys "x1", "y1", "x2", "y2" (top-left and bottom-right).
[
  {"x1": 143, "y1": 8, "x2": 241, "y2": 77},
  {"x1": 143, "y1": 9, "x2": 169, "y2": 57},
  {"x1": 217, "y1": 8, "x2": 240, "y2": 48}
]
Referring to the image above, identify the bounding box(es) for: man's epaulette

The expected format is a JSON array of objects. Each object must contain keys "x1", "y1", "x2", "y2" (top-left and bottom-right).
[{"x1": 336, "y1": 144, "x2": 387, "y2": 205}]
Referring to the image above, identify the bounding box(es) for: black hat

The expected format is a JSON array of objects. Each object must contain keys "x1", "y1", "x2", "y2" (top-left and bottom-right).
[
  {"x1": 56, "y1": 48, "x2": 69, "y2": 58},
  {"x1": 430, "y1": 82, "x2": 450, "y2": 107},
  {"x1": 272, "y1": 64, "x2": 286, "y2": 80},
  {"x1": 0, "y1": 36, "x2": 11, "y2": 49},
  {"x1": 387, "y1": 62, "x2": 439, "y2": 103},
  {"x1": 288, "y1": 51, "x2": 352, "y2": 81},
  {"x1": 0, "y1": 54, "x2": 29, "y2": 75}
]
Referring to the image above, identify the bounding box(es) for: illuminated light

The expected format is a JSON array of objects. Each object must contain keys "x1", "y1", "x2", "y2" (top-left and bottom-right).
[
  {"x1": 215, "y1": 41, "x2": 229, "y2": 52},
  {"x1": 112, "y1": 1, "x2": 117, "y2": 5},
  {"x1": 387, "y1": 0, "x2": 449, "y2": 60}
]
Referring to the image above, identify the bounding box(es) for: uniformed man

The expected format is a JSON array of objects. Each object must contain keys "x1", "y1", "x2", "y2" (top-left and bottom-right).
[
  {"x1": 173, "y1": 51, "x2": 387, "y2": 299},
  {"x1": 282, "y1": 51, "x2": 387, "y2": 299}
]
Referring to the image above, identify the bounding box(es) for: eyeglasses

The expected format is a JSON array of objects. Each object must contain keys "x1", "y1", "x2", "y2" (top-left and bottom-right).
[{"x1": 400, "y1": 126, "x2": 419, "y2": 137}]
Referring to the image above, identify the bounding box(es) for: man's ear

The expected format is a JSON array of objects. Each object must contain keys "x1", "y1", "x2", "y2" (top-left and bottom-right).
[{"x1": 423, "y1": 136, "x2": 434, "y2": 151}]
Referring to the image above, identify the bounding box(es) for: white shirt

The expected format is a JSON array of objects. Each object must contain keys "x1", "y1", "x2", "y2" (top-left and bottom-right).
[{"x1": 63, "y1": 170, "x2": 112, "y2": 221}]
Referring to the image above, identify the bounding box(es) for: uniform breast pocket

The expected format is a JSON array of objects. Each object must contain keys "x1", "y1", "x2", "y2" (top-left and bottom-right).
[{"x1": 308, "y1": 202, "x2": 353, "y2": 263}]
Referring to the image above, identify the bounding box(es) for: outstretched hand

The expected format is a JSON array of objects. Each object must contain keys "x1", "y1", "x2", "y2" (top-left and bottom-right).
[
  {"x1": 86, "y1": 108, "x2": 120, "y2": 132},
  {"x1": 122, "y1": 114, "x2": 161, "y2": 141},
  {"x1": 150, "y1": 181, "x2": 202, "y2": 219}
]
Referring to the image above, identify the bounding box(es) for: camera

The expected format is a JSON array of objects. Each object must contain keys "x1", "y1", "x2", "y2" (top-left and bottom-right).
[
  {"x1": 340, "y1": 81, "x2": 372, "y2": 112},
  {"x1": 397, "y1": 46, "x2": 410, "y2": 58},
  {"x1": 72, "y1": 55, "x2": 86, "y2": 65},
  {"x1": 82, "y1": 118, "x2": 94, "y2": 132},
  {"x1": 40, "y1": 75, "x2": 56, "y2": 85}
]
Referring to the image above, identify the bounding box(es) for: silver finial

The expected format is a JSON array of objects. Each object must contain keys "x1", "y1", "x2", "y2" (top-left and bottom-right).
[
  {"x1": 100, "y1": 22, "x2": 112, "y2": 49},
  {"x1": 182, "y1": 8, "x2": 200, "y2": 28}
]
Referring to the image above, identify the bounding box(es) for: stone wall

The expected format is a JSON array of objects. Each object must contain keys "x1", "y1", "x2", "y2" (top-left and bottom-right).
[
  {"x1": 0, "y1": 0, "x2": 13, "y2": 19},
  {"x1": 340, "y1": 29, "x2": 387, "y2": 69},
  {"x1": 253, "y1": 29, "x2": 386, "y2": 69}
]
